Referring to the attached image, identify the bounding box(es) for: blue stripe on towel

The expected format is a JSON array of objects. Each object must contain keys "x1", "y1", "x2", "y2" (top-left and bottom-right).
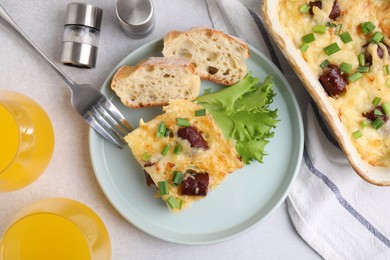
[
  {"x1": 304, "y1": 146, "x2": 390, "y2": 248},
  {"x1": 247, "y1": 8, "x2": 283, "y2": 72}
]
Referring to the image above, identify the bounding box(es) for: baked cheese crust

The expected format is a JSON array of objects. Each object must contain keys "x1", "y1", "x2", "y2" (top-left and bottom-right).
[
  {"x1": 278, "y1": 0, "x2": 390, "y2": 167},
  {"x1": 125, "y1": 100, "x2": 243, "y2": 211}
]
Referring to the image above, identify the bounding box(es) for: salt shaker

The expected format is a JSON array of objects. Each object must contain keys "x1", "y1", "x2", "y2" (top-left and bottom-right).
[
  {"x1": 116, "y1": 0, "x2": 155, "y2": 38},
  {"x1": 60, "y1": 3, "x2": 103, "y2": 68}
]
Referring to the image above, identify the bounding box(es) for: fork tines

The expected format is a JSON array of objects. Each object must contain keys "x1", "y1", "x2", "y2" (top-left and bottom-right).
[{"x1": 85, "y1": 97, "x2": 133, "y2": 148}]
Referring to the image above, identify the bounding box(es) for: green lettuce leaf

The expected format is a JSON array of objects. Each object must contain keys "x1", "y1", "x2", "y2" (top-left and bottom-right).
[{"x1": 196, "y1": 72, "x2": 279, "y2": 164}]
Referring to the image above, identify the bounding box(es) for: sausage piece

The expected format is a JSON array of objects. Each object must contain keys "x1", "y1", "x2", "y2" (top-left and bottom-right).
[
  {"x1": 143, "y1": 162, "x2": 155, "y2": 167},
  {"x1": 385, "y1": 44, "x2": 390, "y2": 55},
  {"x1": 365, "y1": 52, "x2": 373, "y2": 66},
  {"x1": 143, "y1": 171, "x2": 155, "y2": 187},
  {"x1": 377, "y1": 46, "x2": 384, "y2": 59},
  {"x1": 309, "y1": 1, "x2": 322, "y2": 15},
  {"x1": 329, "y1": 0, "x2": 341, "y2": 20},
  {"x1": 363, "y1": 42, "x2": 390, "y2": 65},
  {"x1": 319, "y1": 64, "x2": 348, "y2": 97},
  {"x1": 177, "y1": 126, "x2": 209, "y2": 149},
  {"x1": 363, "y1": 106, "x2": 388, "y2": 123},
  {"x1": 181, "y1": 171, "x2": 209, "y2": 196},
  {"x1": 377, "y1": 44, "x2": 390, "y2": 59}
]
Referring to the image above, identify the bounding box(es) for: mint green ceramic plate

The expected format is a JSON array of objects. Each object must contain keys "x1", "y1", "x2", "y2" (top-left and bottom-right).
[{"x1": 89, "y1": 39, "x2": 303, "y2": 245}]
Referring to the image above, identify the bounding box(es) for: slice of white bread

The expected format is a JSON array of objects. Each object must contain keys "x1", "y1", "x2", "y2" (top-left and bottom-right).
[
  {"x1": 162, "y1": 27, "x2": 250, "y2": 86},
  {"x1": 111, "y1": 57, "x2": 201, "y2": 108}
]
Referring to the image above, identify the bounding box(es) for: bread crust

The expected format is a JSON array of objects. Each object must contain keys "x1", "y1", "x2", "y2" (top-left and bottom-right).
[
  {"x1": 262, "y1": 0, "x2": 390, "y2": 186},
  {"x1": 163, "y1": 27, "x2": 250, "y2": 85},
  {"x1": 111, "y1": 57, "x2": 201, "y2": 109},
  {"x1": 163, "y1": 27, "x2": 250, "y2": 58}
]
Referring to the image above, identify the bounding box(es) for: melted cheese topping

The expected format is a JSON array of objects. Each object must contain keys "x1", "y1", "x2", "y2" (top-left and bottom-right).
[
  {"x1": 125, "y1": 100, "x2": 243, "y2": 211},
  {"x1": 278, "y1": 0, "x2": 390, "y2": 167}
]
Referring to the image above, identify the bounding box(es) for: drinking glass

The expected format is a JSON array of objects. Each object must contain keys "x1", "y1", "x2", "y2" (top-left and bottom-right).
[
  {"x1": 0, "y1": 90, "x2": 54, "y2": 191},
  {"x1": 0, "y1": 197, "x2": 111, "y2": 259}
]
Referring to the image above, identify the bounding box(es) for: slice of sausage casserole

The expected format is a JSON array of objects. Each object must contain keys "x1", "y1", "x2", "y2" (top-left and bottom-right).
[
  {"x1": 125, "y1": 100, "x2": 243, "y2": 212},
  {"x1": 278, "y1": 0, "x2": 390, "y2": 167}
]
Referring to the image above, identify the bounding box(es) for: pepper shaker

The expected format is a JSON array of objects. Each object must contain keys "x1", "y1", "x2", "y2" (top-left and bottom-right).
[{"x1": 60, "y1": 3, "x2": 103, "y2": 68}]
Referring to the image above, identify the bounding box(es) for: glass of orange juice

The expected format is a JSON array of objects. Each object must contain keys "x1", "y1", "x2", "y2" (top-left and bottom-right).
[
  {"x1": 0, "y1": 197, "x2": 111, "y2": 259},
  {"x1": 0, "y1": 90, "x2": 54, "y2": 191}
]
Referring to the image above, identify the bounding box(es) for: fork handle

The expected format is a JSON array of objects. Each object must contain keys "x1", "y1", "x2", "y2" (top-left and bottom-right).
[{"x1": 0, "y1": 5, "x2": 77, "y2": 90}]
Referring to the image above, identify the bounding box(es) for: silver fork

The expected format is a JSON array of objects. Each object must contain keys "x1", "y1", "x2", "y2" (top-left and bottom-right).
[{"x1": 0, "y1": 5, "x2": 132, "y2": 148}]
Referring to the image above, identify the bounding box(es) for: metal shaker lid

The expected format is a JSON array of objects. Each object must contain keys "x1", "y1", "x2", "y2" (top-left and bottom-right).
[
  {"x1": 116, "y1": 0, "x2": 155, "y2": 38},
  {"x1": 65, "y1": 2, "x2": 103, "y2": 30}
]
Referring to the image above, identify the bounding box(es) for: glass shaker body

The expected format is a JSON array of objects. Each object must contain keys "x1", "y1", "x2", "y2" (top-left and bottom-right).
[
  {"x1": 62, "y1": 25, "x2": 100, "y2": 46},
  {"x1": 60, "y1": 3, "x2": 102, "y2": 68}
]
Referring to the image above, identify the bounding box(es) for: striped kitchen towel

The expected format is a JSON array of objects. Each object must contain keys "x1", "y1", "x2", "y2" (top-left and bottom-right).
[{"x1": 206, "y1": 0, "x2": 390, "y2": 259}]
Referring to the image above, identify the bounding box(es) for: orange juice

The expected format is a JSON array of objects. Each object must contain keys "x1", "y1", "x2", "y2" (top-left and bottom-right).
[
  {"x1": 0, "y1": 198, "x2": 111, "y2": 260},
  {"x1": 0, "y1": 213, "x2": 92, "y2": 260},
  {"x1": 0, "y1": 90, "x2": 54, "y2": 191},
  {"x1": 0, "y1": 104, "x2": 19, "y2": 172}
]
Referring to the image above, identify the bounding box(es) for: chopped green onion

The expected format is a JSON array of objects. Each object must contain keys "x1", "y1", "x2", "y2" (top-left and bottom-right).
[
  {"x1": 326, "y1": 22, "x2": 337, "y2": 28},
  {"x1": 335, "y1": 24, "x2": 342, "y2": 35},
  {"x1": 166, "y1": 196, "x2": 180, "y2": 209},
  {"x1": 370, "y1": 32, "x2": 384, "y2": 44},
  {"x1": 340, "y1": 62, "x2": 352, "y2": 73},
  {"x1": 173, "y1": 144, "x2": 182, "y2": 155},
  {"x1": 361, "y1": 120, "x2": 369, "y2": 129},
  {"x1": 172, "y1": 171, "x2": 183, "y2": 186},
  {"x1": 339, "y1": 32, "x2": 353, "y2": 43},
  {"x1": 352, "y1": 130, "x2": 362, "y2": 139},
  {"x1": 387, "y1": 79, "x2": 390, "y2": 88},
  {"x1": 356, "y1": 66, "x2": 370, "y2": 73},
  {"x1": 383, "y1": 65, "x2": 390, "y2": 76},
  {"x1": 382, "y1": 103, "x2": 390, "y2": 116},
  {"x1": 320, "y1": 59, "x2": 330, "y2": 69},
  {"x1": 300, "y1": 43, "x2": 310, "y2": 52},
  {"x1": 195, "y1": 109, "x2": 206, "y2": 117},
  {"x1": 374, "y1": 108, "x2": 383, "y2": 115},
  {"x1": 313, "y1": 25, "x2": 327, "y2": 34},
  {"x1": 299, "y1": 4, "x2": 310, "y2": 13},
  {"x1": 371, "y1": 117, "x2": 385, "y2": 130},
  {"x1": 348, "y1": 72, "x2": 363, "y2": 82},
  {"x1": 176, "y1": 118, "x2": 190, "y2": 126},
  {"x1": 358, "y1": 53, "x2": 366, "y2": 66},
  {"x1": 302, "y1": 33, "x2": 316, "y2": 43},
  {"x1": 141, "y1": 153, "x2": 151, "y2": 161},
  {"x1": 323, "y1": 42, "x2": 341, "y2": 55},
  {"x1": 156, "y1": 121, "x2": 166, "y2": 138},
  {"x1": 361, "y1": 21, "x2": 376, "y2": 34},
  {"x1": 372, "y1": 97, "x2": 382, "y2": 106},
  {"x1": 164, "y1": 128, "x2": 171, "y2": 137},
  {"x1": 158, "y1": 181, "x2": 169, "y2": 196},
  {"x1": 176, "y1": 198, "x2": 183, "y2": 209},
  {"x1": 374, "y1": 109, "x2": 383, "y2": 116},
  {"x1": 161, "y1": 144, "x2": 170, "y2": 156}
]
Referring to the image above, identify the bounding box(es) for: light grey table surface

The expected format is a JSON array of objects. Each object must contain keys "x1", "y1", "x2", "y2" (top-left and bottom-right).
[{"x1": 0, "y1": 0, "x2": 321, "y2": 259}]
